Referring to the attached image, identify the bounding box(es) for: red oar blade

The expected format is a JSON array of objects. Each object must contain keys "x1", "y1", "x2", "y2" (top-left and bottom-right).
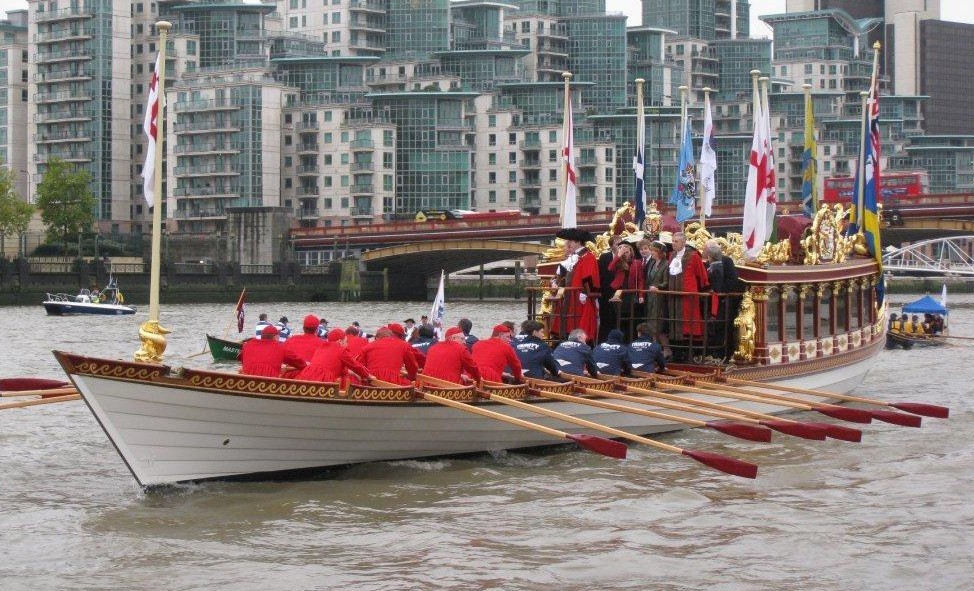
[
  {"x1": 705, "y1": 420, "x2": 773, "y2": 443},
  {"x1": 806, "y1": 422, "x2": 863, "y2": 443},
  {"x1": 566, "y1": 434, "x2": 627, "y2": 459},
  {"x1": 760, "y1": 420, "x2": 828, "y2": 441},
  {"x1": 889, "y1": 402, "x2": 949, "y2": 419},
  {"x1": 814, "y1": 404, "x2": 873, "y2": 424},
  {"x1": 682, "y1": 449, "x2": 758, "y2": 479},
  {"x1": 870, "y1": 409, "x2": 923, "y2": 428}
]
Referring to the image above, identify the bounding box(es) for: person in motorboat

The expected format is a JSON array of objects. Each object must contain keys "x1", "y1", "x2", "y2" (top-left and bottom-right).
[
  {"x1": 514, "y1": 320, "x2": 561, "y2": 381},
  {"x1": 254, "y1": 313, "x2": 272, "y2": 338},
  {"x1": 281, "y1": 315, "x2": 326, "y2": 378},
  {"x1": 592, "y1": 329, "x2": 633, "y2": 377},
  {"x1": 628, "y1": 322, "x2": 667, "y2": 374},
  {"x1": 403, "y1": 318, "x2": 417, "y2": 341},
  {"x1": 298, "y1": 329, "x2": 373, "y2": 387},
  {"x1": 239, "y1": 325, "x2": 306, "y2": 378},
  {"x1": 472, "y1": 324, "x2": 524, "y2": 383},
  {"x1": 888, "y1": 313, "x2": 900, "y2": 334},
  {"x1": 360, "y1": 327, "x2": 418, "y2": 385},
  {"x1": 423, "y1": 327, "x2": 482, "y2": 385},
  {"x1": 552, "y1": 329, "x2": 600, "y2": 378}
]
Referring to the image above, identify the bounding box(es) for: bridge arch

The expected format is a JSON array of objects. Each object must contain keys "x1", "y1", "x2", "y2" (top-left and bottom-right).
[
  {"x1": 882, "y1": 235, "x2": 974, "y2": 276},
  {"x1": 361, "y1": 239, "x2": 551, "y2": 274}
]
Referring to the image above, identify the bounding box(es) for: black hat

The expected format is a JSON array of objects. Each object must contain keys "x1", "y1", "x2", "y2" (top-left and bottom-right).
[
  {"x1": 279, "y1": 316, "x2": 288, "y2": 323},
  {"x1": 556, "y1": 227, "x2": 593, "y2": 244}
]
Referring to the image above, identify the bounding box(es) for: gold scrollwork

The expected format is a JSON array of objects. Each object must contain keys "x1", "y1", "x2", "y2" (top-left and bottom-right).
[{"x1": 76, "y1": 360, "x2": 165, "y2": 381}]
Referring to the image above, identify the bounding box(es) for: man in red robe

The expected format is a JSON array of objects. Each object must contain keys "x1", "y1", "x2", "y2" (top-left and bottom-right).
[
  {"x1": 280, "y1": 315, "x2": 324, "y2": 378},
  {"x1": 472, "y1": 324, "x2": 523, "y2": 383},
  {"x1": 298, "y1": 329, "x2": 372, "y2": 387},
  {"x1": 423, "y1": 327, "x2": 482, "y2": 385},
  {"x1": 551, "y1": 228, "x2": 600, "y2": 344},
  {"x1": 360, "y1": 327, "x2": 418, "y2": 385},
  {"x1": 240, "y1": 325, "x2": 306, "y2": 378},
  {"x1": 667, "y1": 232, "x2": 709, "y2": 343}
]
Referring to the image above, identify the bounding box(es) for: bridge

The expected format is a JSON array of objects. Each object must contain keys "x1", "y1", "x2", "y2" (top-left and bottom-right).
[
  {"x1": 882, "y1": 235, "x2": 974, "y2": 276},
  {"x1": 360, "y1": 239, "x2": 551, "y2": 273},
  {"x1": 290, "y1": 193, "x2": 974, "y2": 277}
]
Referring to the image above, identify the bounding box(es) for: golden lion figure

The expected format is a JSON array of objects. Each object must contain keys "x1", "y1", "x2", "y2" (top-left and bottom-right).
[
  {"x1": 134, "y1": 320, "x2": 172, "y2": 363},
  {"x1": 734, "y1": 292, "x2": 756, "y2": 364}
]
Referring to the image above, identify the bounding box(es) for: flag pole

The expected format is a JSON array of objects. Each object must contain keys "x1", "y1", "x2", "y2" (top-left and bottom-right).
[
  {"x1": 560, "y1": 71, "x2": 575, "y2": 229},
  {"x1": 759, "y1": 75, "x2": 776, "y2": 239},
  {"x1": 678, "y1": 85, "x2": 687, "y2": 226},
  {"x1": 855, "y1": 90, "x2": 869, "y2": 231},
  {"x1": 700, "y1": 86, "x2": 711, "y2": 229},
  {"x1": 634, "y1": 77, "x2": 646, "y2": 227},
  {"x1": 135, "y1": 20, "x2": 172, "y2": 363}
]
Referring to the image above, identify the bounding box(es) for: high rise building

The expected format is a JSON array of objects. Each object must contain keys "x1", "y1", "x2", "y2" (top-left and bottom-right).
[
  {"x1": 0, "y1": 11, "x2": 28, "y2": 202},
  {"x1": 884, "y1": 0, "x2": 940, "y2": 96},
  {"x1": 28, "y1": 0, "x2": 133, "y2": 233},
  {"x1": 643, "y1": 0, "x2": 749, "y2": 41},
  {"x1": 918, "y1": 19, "x2": 974, "y2": 135},
  {"x1": 785, "y1": 0, "x2": 883, "y2": 20}
]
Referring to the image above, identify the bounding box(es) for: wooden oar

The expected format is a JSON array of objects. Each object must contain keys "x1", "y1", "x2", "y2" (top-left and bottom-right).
[
  {"x1": 1, "y1": 386, "x2": 78, "y2": 398},
  {"x1": 0, "y1": 394, "x2": 81, "y2": 410},
  {"x1": 424, "y1": 381, "x2": 758, "y2": 479},
  {"x1": 611, "y1": 383, "x2": 840, "y2": 442},
  {"x1": 713, "y1": 373, "x2": 949, "y2": 420},
  {"x1": 372, "y1": 378, "x2": 627, "y2": 460},
  {"x1": 658, "y1": 371, "x2": 876, "y2": 425},
  {"x1": 938, "y1": 334, "x2": 974, "y2": 341},
  {"x1": 527, "y1": 383, "x2": 773, "y2": 443}
]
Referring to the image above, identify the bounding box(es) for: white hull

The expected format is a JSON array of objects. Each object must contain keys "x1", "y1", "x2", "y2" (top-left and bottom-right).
[{"x1": 60, "y1": 348, "x2": 878, "y2": 487}]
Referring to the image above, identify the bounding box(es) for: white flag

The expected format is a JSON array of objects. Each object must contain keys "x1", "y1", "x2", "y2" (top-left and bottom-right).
[
  {"x1": 429, "y1": 270, "x2": 446, "y2": 340},
  {"x1": 561, "y1": 89, "x2": 577, "y2": 229},
  {"x1": 700, "y1": 92, "x2": 717, "y2": 217},
  {"x1": 940, "y1": 283, "x2": 947, "y2": 308},
  {"x1": 743, "y1": 100, "x2": 770, "y2": 258},
  {"x1": 142, "y1": 54, "x2": 161, "y2": 206}
]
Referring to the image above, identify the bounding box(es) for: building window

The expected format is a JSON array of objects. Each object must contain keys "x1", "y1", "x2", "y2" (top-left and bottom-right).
[
  {"x1": 508, "y1": 152, "x2": 517, "y2": 164},
  {"x1": 488, "y1": 190, "x2": 497, "y2": 203}
]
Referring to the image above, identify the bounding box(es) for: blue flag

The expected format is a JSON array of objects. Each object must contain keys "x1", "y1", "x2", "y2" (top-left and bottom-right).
[{"x1": 670, "y1": 117, "x2": 696, "y2": 223}]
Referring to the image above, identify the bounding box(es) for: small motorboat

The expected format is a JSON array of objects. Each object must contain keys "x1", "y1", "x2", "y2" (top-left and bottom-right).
[{"x1": 43, "y1": 278, "x2": 135, "y2": 316}]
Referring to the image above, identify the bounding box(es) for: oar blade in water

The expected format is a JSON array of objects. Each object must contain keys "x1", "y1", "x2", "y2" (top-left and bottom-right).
[
  {"x1": 759, "y1": 420, "x2": 828, "y2": 441},
  {"x1": 871, "y1": 409, "x2": 923, "y2": 428},
  {"x1": 682, "y1": 449, "x2": 758, "y2": 479},
  {"x1": 815, "y1": 404, "x2": 873, "y2": 424},
  {"x1": 806, "y1": 421, "x2": 863, "y2": 443},
  {"x1": 889, "y1": 402, "x2": 949, "y2": 419}
]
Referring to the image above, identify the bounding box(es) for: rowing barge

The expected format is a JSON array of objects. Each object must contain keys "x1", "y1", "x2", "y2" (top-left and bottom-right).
[{"x1": 56, "y1": 204, "x2": 906, "y2": 487}]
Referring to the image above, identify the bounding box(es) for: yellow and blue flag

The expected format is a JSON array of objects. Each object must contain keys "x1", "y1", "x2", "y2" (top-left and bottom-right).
[
  {"x1": 670, "y1": 117, "x2": 696, "y2": 223},
  {"x1": 849, "y1": 85, "x2": 884, "y2": 303},
  {"x1": 801, "y1": 93, "x2": 817, "y2": 217}
]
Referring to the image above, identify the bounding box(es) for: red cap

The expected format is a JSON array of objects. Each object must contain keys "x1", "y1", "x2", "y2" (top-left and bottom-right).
[
  {"x1": 492, "y1": 324, "x2": 512, "y2": 336},
  {"x1": 387, "y1": 323, "x2": 406, "y2": 337},
  {"x1": 327, "y1": 328, "x2": 346, "y2": 342},
  {"x1": 261, "y1": 325, "x2": 279, "y2": 339},
  {"x1": 445, "y1": 327, "x2": 464, "y2": 339},
  {"x1": 303, "y1": 314, "x2": 320, "y2": 330},
  {"x1": 345, "y1": 326, "x2": 360, "y2": 336}
]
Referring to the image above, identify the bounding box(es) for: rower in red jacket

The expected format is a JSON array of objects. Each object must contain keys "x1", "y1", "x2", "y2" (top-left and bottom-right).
[
  {"x1": 298, "y1": 329, "x2": 373, "y2": 387},
  {"x1": 423, "y1": 327, "x2": 482, "y2": 385},
  {"x1": 360, "y1": 327, "x2": 418, "y2": 385},
  {"x1": 240, "y1": 325, "x2": 306, "y2": 378},
  {"x1": 280, "y1": 315, "x2": 324, "y2": 378},
  {"x1": 387, "y1": 322, "x2": 426, "y2": 368},
  {"x1": 472, "y1": 324, "x2": 523, "y2": 383},
  {"x1": 344, "y1": 325, "x2": 370, "y2": 359}
]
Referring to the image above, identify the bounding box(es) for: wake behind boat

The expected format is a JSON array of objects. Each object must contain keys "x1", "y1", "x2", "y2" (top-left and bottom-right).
[{"x1": 43, "y1": 278, "x2": 135, "y2": 316}]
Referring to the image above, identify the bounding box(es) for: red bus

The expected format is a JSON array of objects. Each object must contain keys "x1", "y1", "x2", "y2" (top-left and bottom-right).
[{"x1": 823, "y1": 171, "x2": 928, "y2": 203}]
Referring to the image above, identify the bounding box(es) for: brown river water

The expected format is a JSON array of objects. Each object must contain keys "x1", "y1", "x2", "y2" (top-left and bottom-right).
[{"x1": 0, "y1": 298, "x2": 971, "y2": 590}]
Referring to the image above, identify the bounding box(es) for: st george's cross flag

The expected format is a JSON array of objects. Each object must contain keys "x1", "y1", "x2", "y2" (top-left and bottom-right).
[{"x1": 142, "y1": 54, "x2": 161, "y2": 206}]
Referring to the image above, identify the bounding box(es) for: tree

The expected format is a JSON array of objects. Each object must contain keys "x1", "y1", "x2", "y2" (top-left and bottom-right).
[
  {"x1": 0, "y1": 165, "x2": 33, "y2": 258},
  {"x1": 35, "y1": 158, "x2": 94, "y2": 254}
]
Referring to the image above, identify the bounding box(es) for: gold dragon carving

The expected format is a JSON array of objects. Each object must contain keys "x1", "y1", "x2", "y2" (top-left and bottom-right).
[{"x1": 733, "y1": 291, "x2": 757, "y2": 364}]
